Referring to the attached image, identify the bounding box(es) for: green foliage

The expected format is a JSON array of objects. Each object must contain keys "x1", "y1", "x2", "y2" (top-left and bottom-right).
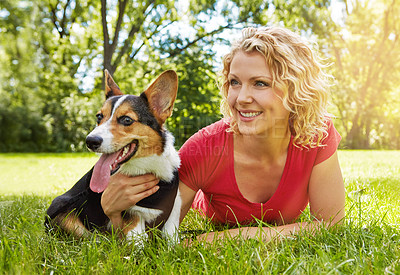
[
  {"x1": 1, "y1": 0, "x2": 267, "y2": 152},
  {"x1": 0, "y1": 0, "x2": 102, "y2": 152},
  {"x1": 272, "y1": 0, "x2": 334, "y2": 35},
  {"x1": 327, "y1": 0, "x2": 400, "y2": 149},
  {"x1": 1, "y1": 0, "x2": 399, "y2": 151},
  {"x1": 145, "y1": 40, "x2": 222, "y2": 147},
  {"x1": 0, "y1": 95, "x2": 48, "y2": 152}
]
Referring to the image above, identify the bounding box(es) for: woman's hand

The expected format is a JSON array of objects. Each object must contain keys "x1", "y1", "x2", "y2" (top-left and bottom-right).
[{"x1": 100, "y1": 173, "x2": 159, "y2": 229}]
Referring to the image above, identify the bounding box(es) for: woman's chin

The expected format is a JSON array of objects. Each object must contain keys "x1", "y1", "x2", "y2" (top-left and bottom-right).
[{"x1": 237, "y1": 124, "x2": 260, "y2": 136}]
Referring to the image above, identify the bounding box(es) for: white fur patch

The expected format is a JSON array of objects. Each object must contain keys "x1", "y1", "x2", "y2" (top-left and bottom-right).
[
  {"x1": 87, "y1": 119, "x2": 114, "y2": 153},
  {"x1": 86, "y1": 95, "x2": 129, "y2": 154},
  {"x1": 162, "y1": 188, "x2": 182, "y2": 243},
  {"x1": 125, "y1": 206, "x2": 164, "y2": 247},
  {"x1": 127, "y1": 205, "x2": 163, "y2": 223},
  {"x1": 120, "y1": 131, "x2": 181, "y2": 243},
  {"x1": 119, "y1": 131, "x2": 180, "y2": 181},
  {"x1": 113, "y1": 96, "x2": 129, "y2": 112}
]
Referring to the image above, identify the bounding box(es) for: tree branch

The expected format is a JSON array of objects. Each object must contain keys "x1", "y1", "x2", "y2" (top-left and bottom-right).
[
  {"x1": 127, "y1": 20, "x2": 175, "y2": 63},
  {"x1": 101, "y1": 0, "x2": 109, "y2": 49},
  {"x1": 112, "y1": 0, "x2": 155, "y2": 69},
  {"x1": 60, "y1": 0, "x2": 72, "y2": 37},
  {"x1": 110, "y1": 0, "x2": 128, "y2": 55},
  {"x1": 167, "y1": 23, "x2": 234, "y2": 59},
  {"x1": 49, "y1": 1, "x2": 62, "y2": 37},
  {"x1": 165, "y1": 12, "x2": 253, "y2": 59},
  {"x1": 344, "y1": 0, "x2": 350, "y2": 15}
]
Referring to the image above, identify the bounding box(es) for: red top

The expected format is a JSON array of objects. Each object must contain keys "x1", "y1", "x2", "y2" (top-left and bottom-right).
[{"x1": 179, "y1": 119, "x2": 341, "y2": 226}]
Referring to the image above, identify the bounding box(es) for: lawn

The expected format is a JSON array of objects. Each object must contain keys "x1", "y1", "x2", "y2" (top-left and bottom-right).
[{"x1": 0, "y1": 151, "x2": 399, "y2": 274}]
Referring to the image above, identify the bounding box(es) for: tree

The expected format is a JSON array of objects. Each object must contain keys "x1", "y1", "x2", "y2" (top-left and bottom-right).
[
  {"x1": 99, "y1": 0, "x2": 273, "y2": 77},
  {"x1": 0, "y1": 0, "x2": 101, "y2": 151},
  {"x1": 329, "y1": 0, "x2": 400, "y2": 148},
  {"x1": 0, "y1": 0, "x2": 354, "y2": 151},
  {"x1": 0, "y1": 0, "x2": 49, "y2": 151}
]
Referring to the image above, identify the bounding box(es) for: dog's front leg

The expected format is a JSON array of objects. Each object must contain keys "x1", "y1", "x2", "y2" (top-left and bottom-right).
[
  {"x1": 124, "y1": 215, "x2": 148, "y2": 248},
  {"x1": 53, "y1": 212, "x2": 90, "y2": 239},
  {"x1": 162, "y1": 189, "x2": 182, "y2": 245}
]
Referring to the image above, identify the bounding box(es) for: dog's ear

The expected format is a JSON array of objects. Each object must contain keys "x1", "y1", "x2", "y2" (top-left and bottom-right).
[
  {"x1": 143, "y1": 70, "x2": 178, "y2": 125},
  {"x1": 104, "y1": 69, "x2": 123, "y2": 99}
]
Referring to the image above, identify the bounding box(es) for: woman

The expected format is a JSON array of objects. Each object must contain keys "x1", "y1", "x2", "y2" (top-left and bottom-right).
[{"x1": 101, "y1": 26, "x2": 345, "y2": 243}]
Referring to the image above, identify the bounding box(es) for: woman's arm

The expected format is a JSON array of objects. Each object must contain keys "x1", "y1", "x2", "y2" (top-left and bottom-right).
[
  {"x1": 178, "y1": 180, "x2": 197, "y2": 223},
  {"x1": 193, "y1": 151, "x2": 345, "y2": 244},
  {"x1": 194, "y1": 220, "x2": 329, "y2": 244},
  {"x1": 308, "y1": 151, "x2": 345, "y2": 224}
]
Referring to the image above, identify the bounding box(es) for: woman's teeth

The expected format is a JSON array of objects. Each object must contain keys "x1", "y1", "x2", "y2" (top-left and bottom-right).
[{"x1": 240, "y1": 111, "x2": 262, "y2": 118}]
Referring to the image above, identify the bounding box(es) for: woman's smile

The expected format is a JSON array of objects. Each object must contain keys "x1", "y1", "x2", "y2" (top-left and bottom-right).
[{"x1": 238, "y1": 110, "x2": 263, "y2": 119}]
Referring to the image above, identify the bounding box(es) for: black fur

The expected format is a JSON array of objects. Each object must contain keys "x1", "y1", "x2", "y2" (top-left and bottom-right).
[{"x1": 45, "y1": 168, "x2": 179, "y2": 233}]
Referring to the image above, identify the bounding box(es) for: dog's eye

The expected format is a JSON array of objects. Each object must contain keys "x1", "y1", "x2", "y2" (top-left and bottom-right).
[
  {"x1": 118, "y1": 116, "x2": 135, "y2": 126},
  {"x1": 96, "y1": 113, "x2": 104, "y2": 124}
]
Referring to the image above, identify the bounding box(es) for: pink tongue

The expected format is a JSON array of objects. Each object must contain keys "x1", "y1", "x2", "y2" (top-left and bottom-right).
[{"x1": 90, "y1": 151, "x2": 120, "y2": 193}]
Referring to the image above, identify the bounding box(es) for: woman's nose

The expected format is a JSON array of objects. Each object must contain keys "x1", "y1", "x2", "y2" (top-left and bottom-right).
[{"x1": 237, "y1": 85, "x2": 253, "y2": 104}]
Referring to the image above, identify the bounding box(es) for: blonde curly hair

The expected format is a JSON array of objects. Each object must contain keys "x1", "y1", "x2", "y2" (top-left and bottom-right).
[{"x1": 219, "y1": 26, "x2": 332, "y2": 148}]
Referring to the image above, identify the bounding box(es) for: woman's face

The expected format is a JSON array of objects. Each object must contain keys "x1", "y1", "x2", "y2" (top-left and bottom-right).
[{"x1": 227, "y1": 51, "x2": 290, "y2": 137}]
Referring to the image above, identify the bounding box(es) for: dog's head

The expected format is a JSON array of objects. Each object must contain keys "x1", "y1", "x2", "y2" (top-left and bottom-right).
[{"x1": 86, "y1": 70, "x2": 178, "y2": 193}]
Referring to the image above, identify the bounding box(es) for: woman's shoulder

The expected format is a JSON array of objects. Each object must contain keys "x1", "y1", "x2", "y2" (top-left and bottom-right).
[
  {"x1": 188, "y1": 118, "x2": 230, "y2": 144},
  {"x1": 320, "y1": 119, "x2": 341, "y2": 148},
  {"x1": 293, "y1": 119, "x2": 340, "y2": 148},
  {"x1": 291, "y1": 119, "x2": 341, "y2": 165},
  {"x1": 197, "y1": 119, "x2": 230, "y2": 137},
  {"x1": 179, "y1": 118, "x2": 230, "y2": 154},
  {"x1": 178, "y1": 119, "x2": 231, "y2": 191}
]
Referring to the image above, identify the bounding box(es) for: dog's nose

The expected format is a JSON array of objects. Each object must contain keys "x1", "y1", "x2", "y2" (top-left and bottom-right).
[{"x1": 86, "y1": 136, "x2": 103, "y2": 151}]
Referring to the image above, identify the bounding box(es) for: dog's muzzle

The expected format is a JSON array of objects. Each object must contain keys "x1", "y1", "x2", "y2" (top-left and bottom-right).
[{"x1": 86, "y1": 136, "x2": 103, "y2": 151}]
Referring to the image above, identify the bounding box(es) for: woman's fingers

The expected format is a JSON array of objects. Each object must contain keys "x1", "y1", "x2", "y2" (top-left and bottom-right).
[
  {"x1": 101, "y1": 173, "x2": 161, "y2": 232},
  {"x1": 132, "y1": 178, "x2": 159, "y2": 194},
  {"x1": 101, "y1": 173, "x2": 160, "y2": 217},
  {"x1": 109, "y1": 173, "x2": 157, "y2": 187},
  {"x1": 131, "y1": 184, "x2": 160, "y2": 203}
]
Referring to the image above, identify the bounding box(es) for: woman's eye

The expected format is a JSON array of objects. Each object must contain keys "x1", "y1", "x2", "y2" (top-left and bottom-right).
[
  {"x1": 96, "y1": 113, "x2": 104, "y2": 124},
  {"x1": 230, "y1": 79, "x2": 239, "y2": 86},
  {"x1": 255, "y1": 81, "x2": 269, "y2": 87},
  {"x1": 118, "y1": 116, "x2": 135, "y2": 126}
]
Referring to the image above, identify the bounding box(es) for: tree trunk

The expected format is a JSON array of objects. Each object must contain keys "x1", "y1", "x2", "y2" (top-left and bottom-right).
[{"x1": 347, "y1": 110, "x2": 370, "y2": 149}]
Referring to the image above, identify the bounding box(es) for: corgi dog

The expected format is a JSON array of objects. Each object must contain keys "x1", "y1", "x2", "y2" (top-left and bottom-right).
[{"x1": 45, "y1": 70, "x2": 181, "y2": 244}]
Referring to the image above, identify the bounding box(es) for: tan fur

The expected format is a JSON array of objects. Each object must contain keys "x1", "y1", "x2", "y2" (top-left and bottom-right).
[
  {"x1": 105, "y1": 70, "x2": 123, "y2": 98},
  {"x1": 109, "y1": 123, "x2": 163, "y2": 157},
  {"x1": 54, "y1": 212, "x2": 90, "y2": 238},
  {"x1": 97, "y1": 100, "x2": 113, "y2": 124},
  {"x1": 144, "y1": 70, "x2": 178, "y2": 125},
  {"x1": 121, "y1": 214, "x2": 141, "y2": 236},
  {"x1": 105, "y1": 100, "x2": 163, "y2": 157},
  {"x1": 113, "y1": 101, "x2": 140, "y2": 122},
  {"x1": 132, "y1": 124, "x2": 164, "y2": 157}
]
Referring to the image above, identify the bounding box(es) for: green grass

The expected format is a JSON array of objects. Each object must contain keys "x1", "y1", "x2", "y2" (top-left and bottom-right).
[
  {"x1": 0, "y1": 153, "x2": 98, "y2": 196},
  {"x1": 0, "y1": 151, "x2": 399, "y2": 274}
]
